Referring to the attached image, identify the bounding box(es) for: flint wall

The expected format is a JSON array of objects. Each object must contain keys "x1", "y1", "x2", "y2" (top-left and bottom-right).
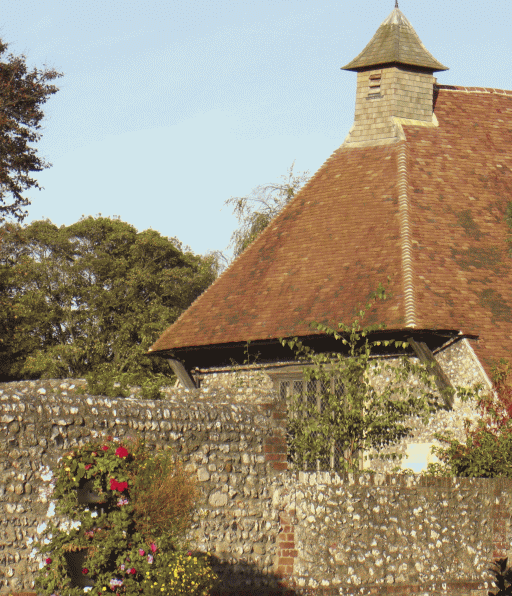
[{"x1": 0, "y1": 378, "x2": 508, "y2": 596}]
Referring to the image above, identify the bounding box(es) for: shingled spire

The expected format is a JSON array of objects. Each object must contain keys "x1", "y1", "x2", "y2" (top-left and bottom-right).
[{"x1": 342, "y1": 8, "x2": 448, "y2": 146}]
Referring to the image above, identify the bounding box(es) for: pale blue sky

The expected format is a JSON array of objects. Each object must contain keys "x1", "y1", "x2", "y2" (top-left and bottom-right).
[{"x1": 3, "y1": 0, "x2": 512, "y2": 258}]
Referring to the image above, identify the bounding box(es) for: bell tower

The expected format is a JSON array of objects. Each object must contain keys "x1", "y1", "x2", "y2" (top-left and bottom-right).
[{"x1": 341, "y1": 6, "x2": 448, "y2": 147}]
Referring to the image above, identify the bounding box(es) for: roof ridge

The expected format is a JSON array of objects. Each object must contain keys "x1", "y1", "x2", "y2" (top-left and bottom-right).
[{"x1": 436, "y1": 84, "x2": 512, "y2": 96}]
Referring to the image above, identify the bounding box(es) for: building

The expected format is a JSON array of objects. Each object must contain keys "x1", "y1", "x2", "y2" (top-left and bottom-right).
[{"x1": 148, "y1": 6, "x2": 512, "y2": 471}]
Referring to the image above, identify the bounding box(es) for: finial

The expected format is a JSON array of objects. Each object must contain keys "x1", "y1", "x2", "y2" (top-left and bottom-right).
[{"x1": 395, "y1": 0, "x2": 399, "y2": 7}]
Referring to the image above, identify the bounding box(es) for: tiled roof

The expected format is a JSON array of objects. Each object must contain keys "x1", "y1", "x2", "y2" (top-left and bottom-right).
[
  {"x1": 342, "y1": 8, "x2": 448, "y2": 72},
  {"x1": 150, "y1": 86, "x2": 512, "y2": 375}
]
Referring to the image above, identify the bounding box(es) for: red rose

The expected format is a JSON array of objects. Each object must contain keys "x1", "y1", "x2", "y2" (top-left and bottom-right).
[
  {"x1": 115, "y1": 446, "x2": 129, "y2": 458},
  {"x1": 110, "y1": 478, "x2": 119, "y2": 491},
  {"x1": 101, "y1": 445, "x2": 109, "y2": 451},
  {"x1": 82, "y1": 568, "x2": 88, "y2": 575},
  {"x1": 85, "y1": 464, "x2": 92, "y2": 470},
  {"x1": 127, "y1": 568, "x2": 136, "y2": 575},
  {"x1": 45, "y1": 557, "x2": 52, "y2": 565}
]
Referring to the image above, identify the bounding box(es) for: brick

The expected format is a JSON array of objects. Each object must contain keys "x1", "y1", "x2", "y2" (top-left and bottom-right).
[{"x1": 272, "y1": 462, "x2": 288, "y2": 471}]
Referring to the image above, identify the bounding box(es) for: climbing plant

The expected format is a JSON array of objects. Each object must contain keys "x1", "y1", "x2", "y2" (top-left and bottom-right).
[
  {"x1": 280, "y1": 284, "x2": 465, "y2": 473},
  {"x1": 35, "y1": 435, "x2": 217, "y2": 596}
]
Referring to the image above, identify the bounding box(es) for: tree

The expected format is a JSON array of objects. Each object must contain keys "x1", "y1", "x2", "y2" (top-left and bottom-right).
[
  {"x1": 0, "y1": 40, "x2": 62, "y2": 224},
  {"x1": 0, "y1": 217, "x2": 217, "y2": 393},
  {"x1": 426, "y1": 359, "x2": 512, "y2": 478},
  {"x1": 280, "y1": 285, "x2": 454, "y2": 473},
  {"x1": 225, "y1": 161, "x2": 310, "y2": 257}
]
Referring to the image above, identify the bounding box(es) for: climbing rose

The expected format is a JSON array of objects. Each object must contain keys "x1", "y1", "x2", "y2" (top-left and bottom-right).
[
  {"x1": 45, "y1": 558, "x2": 52, "y2": 565},
  {"x1": 150, "y1": 543, "x2": 157, "y2": 553},
  {"x1": 126, "y1": 568, "x2": 136, "y2": 575},
  {"x1": 138, "y1": 549, "x2": 145, "y2": 556},
  {"x1": 115, "y1": 446, "x2": 129, "y2": 458},
  {"x1": 85, "y1": 464, "x2": 92, "y2": 470},
  {"x1": 101, "y1": 445, "x2": 109, "y2": 451},
  {"x1": 82, "y1": 568, "x2": 88, "y2": 575}
]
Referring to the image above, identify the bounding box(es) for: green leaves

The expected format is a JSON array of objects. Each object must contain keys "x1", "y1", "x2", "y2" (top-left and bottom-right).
[
  {"x1": 0, "y1": 39, "x2": 62, "y2": 224},
  {"x1": 0, "y1": 216, "x2": 217, "y2": 386},
  {"x1": 282, "y1": 285, "x2": 448, "y2": 473},
  {"x1": 35, "y1": 436, "x2": 216, "y2": 596}
]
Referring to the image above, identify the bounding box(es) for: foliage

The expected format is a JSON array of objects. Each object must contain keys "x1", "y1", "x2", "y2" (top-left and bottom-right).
[
  {"x1": 425, "y1": 359, "x2": 511, "y2": 478},
  {"x1": 35, "y1": 435, "x2": 217, "y2": 596},
  {"x1": 488, "y1": 558, "x2": 512, "y2": 596},
  {"x1": 0, "y1": 40, "x2": 62, "y2": 224},
  {"x1": 225, "y1": 161, "x2": 310, "y2": 257},
  {"x1": 280, "y1": 284, "x2": 454, "y2": 473},
  {"x1": 0, "y1": 216, "x2": 217, "y2": 388}
]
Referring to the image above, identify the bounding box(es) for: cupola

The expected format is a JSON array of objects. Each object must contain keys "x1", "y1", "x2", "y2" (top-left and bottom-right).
[{"x1": 342, "y1": 5, "x2": 448, "y2": 147}]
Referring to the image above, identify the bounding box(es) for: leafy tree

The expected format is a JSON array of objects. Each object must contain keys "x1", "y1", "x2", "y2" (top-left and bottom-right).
[
  {"x1": 0, "y1": 217, "x2": 217, "y2": 393},
  {"x1": 0, "y1": 40, "x2": 62, "y2": 224},
  {"x1": 426, "y1": 359, "x2": 512, "y2": 478},
  {"x1": 280, "y1": 285, "x2": 455, "y2": 473},
  {"x1": 225, "y1": 161, "x2": 310, "y2": 257}
]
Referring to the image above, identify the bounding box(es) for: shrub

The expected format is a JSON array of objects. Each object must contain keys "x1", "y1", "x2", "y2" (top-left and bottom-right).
[
  {"x1": 488, "y1": 558, "x2": 512, "y2": 596},
  {"x1": 35, "y1": 435, "x2": 216, "y2": 596}
]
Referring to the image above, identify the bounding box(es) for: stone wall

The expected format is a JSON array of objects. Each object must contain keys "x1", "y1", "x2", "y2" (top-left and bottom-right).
[
  {"x1": 0, "y1": 378, "x2": 287, "y2": 595},
  {"x1": 272, "y1": 472, "x2": 509, "y2": 595},
  {"x1": 0, "y1": 368, "x2": 505, "y2": 596}
]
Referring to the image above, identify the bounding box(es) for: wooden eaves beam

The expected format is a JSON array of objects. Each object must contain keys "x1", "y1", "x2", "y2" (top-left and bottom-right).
[
  {"x1": 407, "y1": 337, "x2": 454, "y2": 408},
  {"x1": 166, "y1": 358, "x2": 197, "y2": 390}
]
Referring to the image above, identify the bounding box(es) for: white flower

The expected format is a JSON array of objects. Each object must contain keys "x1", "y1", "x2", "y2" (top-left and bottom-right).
[
  {"x1": 90, "y1": 511, "x2": 98, "y2": 518},
  {"x1": 84, "y1": 587, "x2": 92, "y2": 592}
]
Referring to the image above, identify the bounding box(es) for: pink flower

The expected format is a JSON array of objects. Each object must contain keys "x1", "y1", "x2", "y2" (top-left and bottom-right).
[
  {"x1": 120, "y1": 565, "x2": 125, "y2": 571},
  {"x1": 45, "y1": 557, "x2": 52, "y2": 565},
  {"x1": 101, "y1": 445, "x2": 109, "y2": 451},
  {"x1": 147, "y1": 555, "x2": 153, "y2": 564},
  {"x1": 126, "y1": 568, "x2": 136, "y2": 575},
  {"x1": 138, "y1": 549, "x2": 145, "y2": 556},
  {"x1": 187, "y1": 551, "x2": 192, "y2": 556},
  {"x1": 115, "y1": 446, "x2": 129, "y2": 458},
  {"x1": 85, "y1": 464, "x2": 92, "y2": 470},
  {"x1": 149, "y1": 543, "x2": 157, "y2": 553}
]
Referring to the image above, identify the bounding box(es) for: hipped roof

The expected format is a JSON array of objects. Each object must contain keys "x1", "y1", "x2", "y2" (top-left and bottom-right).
[
  {"x1": 342, "y1": 8, "x2": 448, "y2": 72},
  {"x1": 150, "y1": 86, "x2": 512, "y2": 375}
]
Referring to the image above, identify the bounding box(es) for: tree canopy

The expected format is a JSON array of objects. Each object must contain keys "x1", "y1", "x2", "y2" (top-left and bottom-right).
[
  {"x1": 0, "y1": 40, "x2": 62, "y2": 224},
  {"x1": 0, "y1": 217, "x2": 217, "y2": 393},
  {"x1": 225, "y1": 161, "x2": 310, "y2": 257}
]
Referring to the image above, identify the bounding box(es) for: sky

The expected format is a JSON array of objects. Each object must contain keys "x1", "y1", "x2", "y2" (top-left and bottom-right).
[{"x1": 2, "y1": 0, "x2": 512, "y2": 259}]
